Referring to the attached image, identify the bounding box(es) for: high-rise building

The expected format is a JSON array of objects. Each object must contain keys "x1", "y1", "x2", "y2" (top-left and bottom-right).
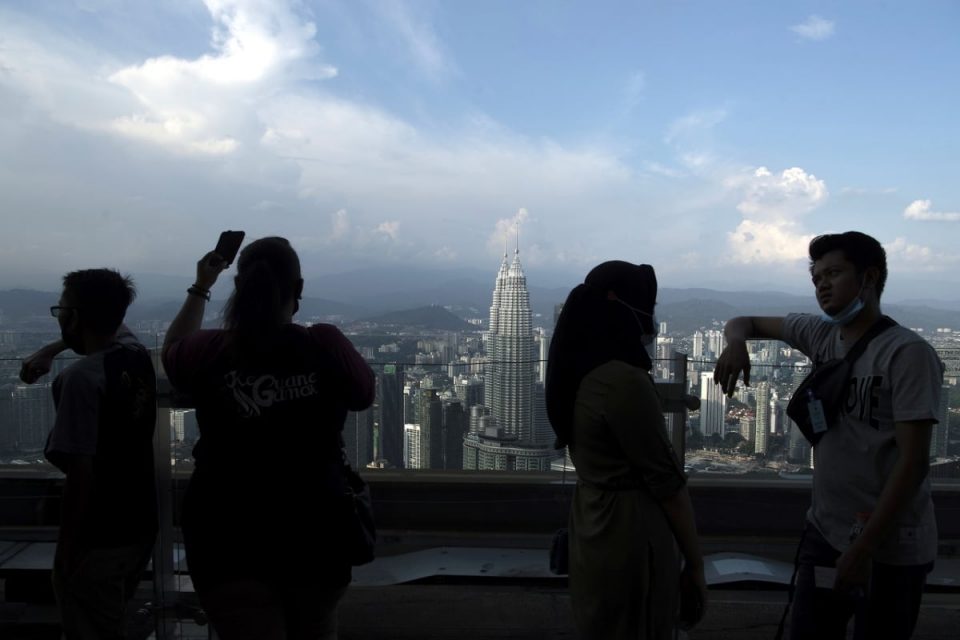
[
  {"x1": 0, "y1": 382, "x2": 17, "y2": 455},
  {"x1": 931, "y1": 385, "x2": 951, "y2": 459},
  {"x1": 418, "y1": 388, "x2": 444, "y2": 469},
  {"x1": 537, "y1": 328, "x2": 551, "y2": 384},
  {"x1": 12, "y1": 383, "x2": 54, "y2": 454},
  {"x1": 485, "y1": 249, "x2": 535, "y2": 443},
  {"x1": 706, "y1": 330, "x2": 725, "y2": 359},
  {"x1": 478, "y1": 246, "x2": 553, "y2": 470},
  {"x1": 442, "y1": 398, "x2": 466, "y2": 470},
  {"x1": 532, "y1": 381, "x2": 552, "y2": 446},
  {"x1": 404, "y1": 423, "x2": 421, "y2": 469},
  {"x1": 754, "y1": 382, "x2": 771, "y2": 455},
  {"x1": 171, "y1": 409, "x2": 199, "y2": 445},
  {"x1": 699, "y1": 372, "x2": 726, "y2": 437},
  {"x1": 453, "y1": 375, "x2": 484, "y2": 409},
  {"x1": 344, "y1": 408, "x2": 374, "y2": 469},
  {"x1": 378, "y1": 364, "x2": 405, "y2": 468},
  {"x1": 692, "y1": 331, "x2": 704, "y2": 360}
]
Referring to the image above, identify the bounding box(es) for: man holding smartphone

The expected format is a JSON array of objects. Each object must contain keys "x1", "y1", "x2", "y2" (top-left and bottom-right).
[
  {"x1": 713, "y1": 231, "x2": 942, "y2": 640},
  {"x1": 20, "y1": 269, "x2": 158, "y2": 639}
]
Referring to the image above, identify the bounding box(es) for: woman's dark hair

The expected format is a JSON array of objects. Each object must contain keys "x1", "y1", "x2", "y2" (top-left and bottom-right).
[
  {"x1": 809, "y1": 231, "x2": 887, "y2": 298},
  {"x1": 545, "y1": 261, "x2": 657, "y2": 448},
  {"x1": 223, "y1": 237, "x2": 303, "y2": 353}
]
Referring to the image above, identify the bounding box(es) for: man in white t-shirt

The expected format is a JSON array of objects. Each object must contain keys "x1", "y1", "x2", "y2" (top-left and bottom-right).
[{"x1": 714, "y1": 231, "x2": 943, "y2": 640}]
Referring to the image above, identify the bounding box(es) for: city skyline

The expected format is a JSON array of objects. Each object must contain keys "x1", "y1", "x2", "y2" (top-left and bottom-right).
[{"x1": 1, "y1": 2, "x2": 959, "y2": 300}]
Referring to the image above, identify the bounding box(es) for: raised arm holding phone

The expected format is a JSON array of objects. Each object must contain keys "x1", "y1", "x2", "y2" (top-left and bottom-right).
[{"x1": 162, "y1": 235, "x2": 375, "y2": 640}]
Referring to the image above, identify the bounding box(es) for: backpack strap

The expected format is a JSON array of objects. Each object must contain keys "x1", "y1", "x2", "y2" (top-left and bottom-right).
[{"x1": 843, "y1": 315, "x2": 897, "y2": 364}]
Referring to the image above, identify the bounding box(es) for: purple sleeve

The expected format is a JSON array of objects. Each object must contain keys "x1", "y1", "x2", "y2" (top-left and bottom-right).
[
  {"x1": 310, "y1": 325, "x2": 375, "y2": 411},
  {"x1": 162, "y1": 330, "x2": 221, "y2": 394}
]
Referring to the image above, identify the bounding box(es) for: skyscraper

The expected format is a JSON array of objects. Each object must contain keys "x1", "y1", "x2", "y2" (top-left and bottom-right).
[
  {"x1": 404, "y1": 423, "x2": 422, "y2": 469},
  {"x1": 484, "y1": 248, "x2": 537, "y2": 444},
  {"x1": 11, "y1": 383, "x2": 54, "y2": 454},
  {"x1": 467, "y1": 246, "x2": 553, "y2": 470},
  {"x1": 378, "y1": 364, "x2": 405, "y2": 468},
  {"x1": 418, "y1": 388, "x2": 444, "y2": 469},
  {"x1": 699, "y1": 372, "x2": 726, "y2": 437},
  {"x1": 930, "y1": 385, "x2": 950, "y2": 459},
  {"x1": 754, "y1": 382, "x2": 771, "y2": 455},
  {"x1": 442, "y1": 398, "x2": 466, "y2": 469}
]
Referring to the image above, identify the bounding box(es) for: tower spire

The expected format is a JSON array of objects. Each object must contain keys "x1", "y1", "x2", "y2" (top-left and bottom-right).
[{"x1": 515, "y1": 217, "x2": 520, "y2": 255}]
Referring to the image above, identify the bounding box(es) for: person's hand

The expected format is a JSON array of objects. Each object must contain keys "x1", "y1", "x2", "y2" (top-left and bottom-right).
[
  {"x1": 834, "y1": 545, "x2": 871, "y2": 595},
  {"x1": 713, "y1": 341, "x2": 750, "y2": 396},
  {"x1": 677, "y1": 563, "x2": 708, "y2": 630},
  {"x1": 20, "y1": 346, "x2": 59, "y2": 384},
  {"x1": 195, "y1": 251, "x2": 227, "y2": 292}
]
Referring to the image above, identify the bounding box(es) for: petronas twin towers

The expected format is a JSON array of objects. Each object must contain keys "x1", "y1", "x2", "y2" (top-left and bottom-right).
[
  {"x1": 463, "y1": 246, "x2": 555, "y2": 470},
  {"x1": 485, "y1": 249, "x2": 536, "y2": 443}
]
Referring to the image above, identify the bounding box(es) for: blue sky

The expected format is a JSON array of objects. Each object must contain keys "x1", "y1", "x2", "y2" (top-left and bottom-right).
[{"x1": 1, "y1": 1, "x2": 958, "y2": 301}]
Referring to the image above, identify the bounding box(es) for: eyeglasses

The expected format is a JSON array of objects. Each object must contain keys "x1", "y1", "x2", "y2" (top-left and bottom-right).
[{"x1": 50, "y1": 306, "x2": 77, "y2": 318}]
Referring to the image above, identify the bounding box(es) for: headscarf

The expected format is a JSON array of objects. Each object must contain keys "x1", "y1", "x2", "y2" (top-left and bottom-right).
[{"x1": 545, "y1": 261, "x2": 657, "y2": 448}]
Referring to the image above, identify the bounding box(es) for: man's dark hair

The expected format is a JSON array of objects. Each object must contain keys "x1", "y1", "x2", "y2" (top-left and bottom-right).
[
  {"x1": 809, "y1": 231, "x2": 888, "y2": 298},
  {"x1": 62, "y1": 269, "x2": 136, "y2": 335}
]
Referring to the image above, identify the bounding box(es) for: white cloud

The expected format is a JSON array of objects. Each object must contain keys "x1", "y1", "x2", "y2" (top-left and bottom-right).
[
  {"x1": 488, "y1": 208, "x2": 529, "y2": 256},
  {"x1": 724, "y1": 166, "x2": 827, "y2": 264},
  {"x1": 0, "y1": 3, "x2": 645, "y2": 276},
  {"x1": 903, "y1": 199, "x2": 960, "y2": 222},
  {"x1": 885, "y1": 237, "x2": 960, "y2": 271},
  {"x1": 331, "y1": 209, "x2": 351, "y2": 240},
  {"x1": 665, "y1": 109, "x2": 728, "y2": 144},
  {"x1": 790, "y1": 15, "x2": 836, "y2": 41},
  {"x1": 106, "y1": 0, "x2": 336, "y2": 154},
  {"x1": 840, "y1": 186, "x2": 898, "y2": 196},
  {"x1": 727, "y1": 220, "x2": 814, "y2": 264},
  {"x1": 375, "y1": 220, "x2": 400, "y2": 240},
  {"x1": 729, "y1": 166, "x2": 828, "y2": 219},
  {"x1": 378, "y1": 0, "x2": 455, "y2": 80}
]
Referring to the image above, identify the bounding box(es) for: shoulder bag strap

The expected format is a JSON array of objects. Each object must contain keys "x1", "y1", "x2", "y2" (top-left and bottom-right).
[{"x1": 843, "y1": 315, "x2": 897, "y2": 365}]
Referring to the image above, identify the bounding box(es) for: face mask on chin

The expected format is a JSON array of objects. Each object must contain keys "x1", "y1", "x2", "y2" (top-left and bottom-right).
[
  {"x1": 820, "y1": 278, "x2": 867, "y2": 326},
  {"x1": 821, "y1": 296, "x2": 864, "y2": 326}
]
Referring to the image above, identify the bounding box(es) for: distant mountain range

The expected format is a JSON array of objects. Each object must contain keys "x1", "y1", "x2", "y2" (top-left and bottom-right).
[
  {"x1": 350, "y1": 305, "x2": 476, "y2": 332},
  {"x1": 2, "y1": 266, "x2": 958, "y2": 334}
]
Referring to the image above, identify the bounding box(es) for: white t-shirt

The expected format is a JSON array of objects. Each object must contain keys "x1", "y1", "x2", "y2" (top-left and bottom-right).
[{"x1": 782, "y1": 313, "x2": 943, "y2": 565}]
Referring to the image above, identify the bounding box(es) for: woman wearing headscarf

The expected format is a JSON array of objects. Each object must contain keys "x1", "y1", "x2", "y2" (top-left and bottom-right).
[
  {"x1": 546, "y1": 261, "x2": 707, "y2": 639},
  {"x1": 162, "y1": 237, "x2": 375, "y2": 640}
]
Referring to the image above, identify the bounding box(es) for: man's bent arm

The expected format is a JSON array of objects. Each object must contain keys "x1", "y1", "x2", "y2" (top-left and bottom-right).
[
  {"x1": 835, "y1": 420, "x2": 934, "y2": 589},
  {"x1": 20, "y1": 339, "x2": 69, "y2": 384},
  {"x1": 714, "y1": 317, "x2": 785, "y2": 396}
]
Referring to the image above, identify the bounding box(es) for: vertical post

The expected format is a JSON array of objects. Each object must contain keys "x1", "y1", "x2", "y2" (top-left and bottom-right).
[
  {"x1": 671, "y1": 352, "x2": 689, "y2": 468},
  {"x1": 152, "y1": 374, "x2": 175, "y2": 638}
]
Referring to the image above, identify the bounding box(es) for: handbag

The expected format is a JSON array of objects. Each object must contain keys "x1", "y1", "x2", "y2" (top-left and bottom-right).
[
  {"x1": 786, "y1": 316, "x2": 896, "y2": 445},
  {"x1": 341, "y1": 455, "x2": 377, "y2": 566}
]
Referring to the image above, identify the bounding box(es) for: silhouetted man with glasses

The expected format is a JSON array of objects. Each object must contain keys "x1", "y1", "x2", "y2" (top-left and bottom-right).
[{"x1": 21, "y1": 269, "x2": 157, "y2": 640}]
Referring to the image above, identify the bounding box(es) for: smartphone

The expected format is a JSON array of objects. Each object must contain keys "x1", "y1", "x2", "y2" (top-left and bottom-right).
[{"x1": 214, "y1": 230, "x2": 245, "y2": 266}]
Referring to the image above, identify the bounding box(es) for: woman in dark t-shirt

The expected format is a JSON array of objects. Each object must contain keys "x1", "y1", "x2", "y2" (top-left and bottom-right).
[{"x1": 163, "y1": 237, "x2": 374, "y2": 640}]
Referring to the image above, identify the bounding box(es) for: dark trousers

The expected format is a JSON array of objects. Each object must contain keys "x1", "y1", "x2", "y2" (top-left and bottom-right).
[{"x1": 790, "y1": 523, "x2": 931, "y2": 640}]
